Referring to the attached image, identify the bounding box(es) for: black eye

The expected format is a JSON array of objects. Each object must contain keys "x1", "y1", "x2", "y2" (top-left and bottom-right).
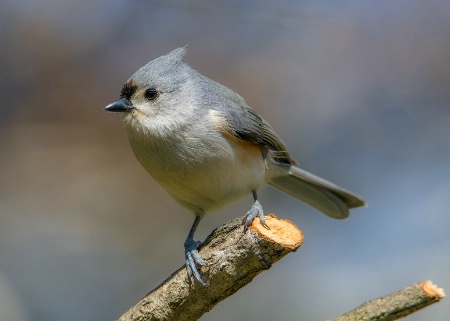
[{"x1": 144, "y1": 88, "x2": 159, "y2": 101}]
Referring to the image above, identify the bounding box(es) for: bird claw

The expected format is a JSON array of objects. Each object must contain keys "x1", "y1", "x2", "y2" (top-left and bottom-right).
[
  {"x1": 182, "y1": 200, "x2": 268, "y2": 286},
  {"x1": 243, "y1": 200, "x2": 269, "y2": 232},
  {"x1": 184, "y1": 238, "x2": 206, "y2": 286}
]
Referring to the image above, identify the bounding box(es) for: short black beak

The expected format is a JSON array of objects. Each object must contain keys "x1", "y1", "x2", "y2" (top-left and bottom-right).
[{"x1": 104, "y1": 98, "x2": 135, "y2": 112}]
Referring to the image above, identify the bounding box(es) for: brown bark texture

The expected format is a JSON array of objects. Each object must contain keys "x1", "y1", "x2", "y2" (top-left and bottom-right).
[
  {"x1": 328, "y1": 280, "x2": 445, "y2": 321},
  {"x1": 117, "y1": 214, "x2": 303, "y2": 321}
]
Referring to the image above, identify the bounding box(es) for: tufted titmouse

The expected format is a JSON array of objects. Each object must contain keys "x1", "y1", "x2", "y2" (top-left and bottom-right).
[{"x1": 105, "y1": 48, "x2": 365, "y2": 285}]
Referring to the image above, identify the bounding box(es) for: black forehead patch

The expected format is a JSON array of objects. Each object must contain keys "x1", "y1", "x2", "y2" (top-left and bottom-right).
[{"x1": 120, "y1": 81, "x2": 137, "y2": 100}]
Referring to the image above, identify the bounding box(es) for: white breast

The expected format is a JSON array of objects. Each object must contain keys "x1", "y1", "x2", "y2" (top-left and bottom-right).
[{"x1": 125, "y1": 119, "x2": 267, "y2": 215}]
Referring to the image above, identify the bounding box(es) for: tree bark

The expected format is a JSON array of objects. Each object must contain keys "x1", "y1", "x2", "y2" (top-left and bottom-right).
[
  {"x1": 328, "y1": 280, "x2": 445, "y2": 321},
  {"x1": 116, "y1": 214, "x2": 445, "y2": 321},
  {"x1": 117, "y1": 214, "x2": 303, "y2": 321}
]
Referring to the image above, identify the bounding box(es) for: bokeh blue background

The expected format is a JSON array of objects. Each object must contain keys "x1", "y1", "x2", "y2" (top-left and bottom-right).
[{"x1": 0, "y1": 1, "x2": 449, "y2": 320}]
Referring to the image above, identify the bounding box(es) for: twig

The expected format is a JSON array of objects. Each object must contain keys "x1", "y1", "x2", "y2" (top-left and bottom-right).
[
  {"x1": 117, "y1": 214, "x2": 303, "y2": 321},
  {"x1": 328, "y1": 280, "x2": 445, "y2": 321}
]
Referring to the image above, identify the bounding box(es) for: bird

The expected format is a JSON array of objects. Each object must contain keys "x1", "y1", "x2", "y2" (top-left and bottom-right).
[{"x1": 104, "y1": 47, "x2": 365, "y2": 286}]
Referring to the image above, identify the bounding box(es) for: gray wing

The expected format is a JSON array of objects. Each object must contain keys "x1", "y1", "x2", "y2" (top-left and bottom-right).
[
  {"x1": 208, "y1": 80, "x2": 366, "y2": 219},
  {"x1": 220, "y1": 95, "x2": 295, "y2": 165}
]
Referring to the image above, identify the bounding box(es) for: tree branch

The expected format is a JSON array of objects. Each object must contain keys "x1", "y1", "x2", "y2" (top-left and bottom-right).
[
  {"x1": 116, "y1": 214, "x2": 303, "y2": 321},
  {"x1": 328, "y1": 280, "x2": 445, "y2": 321},
  {"x1": 116, "y1": 214, "x2": 445, "y2": 321}
]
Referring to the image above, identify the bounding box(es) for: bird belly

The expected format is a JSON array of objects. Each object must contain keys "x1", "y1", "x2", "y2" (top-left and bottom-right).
[
  {"x1": 165, "y1": 150, "x2": 266, "y2": 214},
  {"x1": 128, "y1": 130, "x2": 266, "y2": 214}
]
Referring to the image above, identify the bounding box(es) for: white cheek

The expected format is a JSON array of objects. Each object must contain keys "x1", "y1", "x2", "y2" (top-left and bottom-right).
[{"x1": 123, "y1": 106, "x2": 178, "y2": 139}]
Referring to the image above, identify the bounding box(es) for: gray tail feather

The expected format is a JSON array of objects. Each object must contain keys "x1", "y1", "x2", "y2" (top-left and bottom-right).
[{"x1": 269, "y1": 165, "x2": 366, "y2": 219}]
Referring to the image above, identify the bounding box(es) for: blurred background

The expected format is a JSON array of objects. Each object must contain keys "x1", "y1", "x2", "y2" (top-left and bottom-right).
[{"x1": 0, "y1": 1, "x2": 449, "y2": 320}]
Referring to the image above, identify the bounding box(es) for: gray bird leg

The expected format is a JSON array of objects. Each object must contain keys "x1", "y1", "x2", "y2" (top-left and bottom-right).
[
  {"x1": 184, "y1": 215, "x2": 206, "y2": 286},
  {"x1": 243, "y1": 190, "x2": 269, "y2": 232}
]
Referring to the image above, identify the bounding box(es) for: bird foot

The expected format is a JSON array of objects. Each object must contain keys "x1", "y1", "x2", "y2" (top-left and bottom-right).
[
  {"x1": 184, "y1": 237, "x2": 206, "y2": 286},
  {"x1": 242, "y1": 200, "x2": 269, "y2": 232}
]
